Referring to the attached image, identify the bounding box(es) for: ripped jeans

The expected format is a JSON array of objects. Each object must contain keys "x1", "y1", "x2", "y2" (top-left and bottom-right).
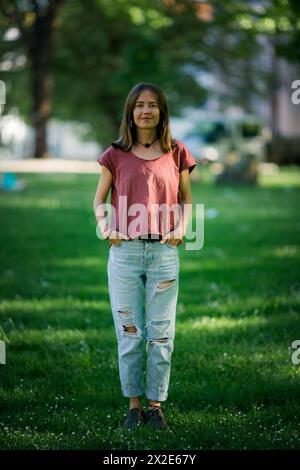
[{"x1": 107, "y1": 239, "x2": 180, "y2": 402}]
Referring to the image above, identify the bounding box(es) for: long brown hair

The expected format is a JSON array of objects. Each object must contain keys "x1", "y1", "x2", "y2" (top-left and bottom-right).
[{"x1": 112, "y1": 82, "x2": 177, "y2": 153}]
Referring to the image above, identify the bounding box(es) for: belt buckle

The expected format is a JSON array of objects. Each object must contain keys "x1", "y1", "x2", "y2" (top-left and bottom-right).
[{"x1": 138, "y1": 234, "x2": 158, "y2": 241}]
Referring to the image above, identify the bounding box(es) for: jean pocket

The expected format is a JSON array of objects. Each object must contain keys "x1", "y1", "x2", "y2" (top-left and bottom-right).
[
  {"x1": 165, "y1": 241, "x2": 178, "y2": 249},
  {"x1": 111, "y1": 240, "x2": 126, "y2": 248}
]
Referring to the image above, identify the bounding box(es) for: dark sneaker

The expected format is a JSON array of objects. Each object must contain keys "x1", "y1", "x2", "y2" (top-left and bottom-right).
[
  {"x1": 123, "y1": 408, "x2": 146, "y2": 431},
  {"x1": 145, "y1": 407, "x2": 169, "y2": 431}
]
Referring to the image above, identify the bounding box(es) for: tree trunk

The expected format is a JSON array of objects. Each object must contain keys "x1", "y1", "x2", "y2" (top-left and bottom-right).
[
  {"x1": 29, "y1": 11, "x2": 55, "y2": 159},
  {"x1": 0, "y1": 1, "x2": 63, "y2": 158},
  {"x1": 270, "y1": 45, "x2": 280, "y2": 136},
  {"x1": 269, "y1": 38, "x2": 281, "y2": 164}
]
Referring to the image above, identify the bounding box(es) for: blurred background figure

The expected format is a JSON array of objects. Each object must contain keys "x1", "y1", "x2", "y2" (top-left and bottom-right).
[
  {"x1": 0, "y1": 172, "x2": 24, "y2": 191},
  {"x1": 0, "y1": 77, "x2": 24, "y2": 191}
]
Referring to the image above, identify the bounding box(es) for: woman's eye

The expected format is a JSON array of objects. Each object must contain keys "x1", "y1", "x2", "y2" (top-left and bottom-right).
[{"x1": 135, "y1": 103, "x2": 157, "y2": 108}]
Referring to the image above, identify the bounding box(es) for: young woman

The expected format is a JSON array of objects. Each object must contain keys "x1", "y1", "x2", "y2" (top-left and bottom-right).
[{"x1": 93, "y1": 82, "x2": 196, "y2": 431}]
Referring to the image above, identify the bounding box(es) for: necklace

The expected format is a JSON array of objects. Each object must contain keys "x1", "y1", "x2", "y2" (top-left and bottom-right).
[{"x1": 136, "y1": 138, "x2": 158, "y2": 148}]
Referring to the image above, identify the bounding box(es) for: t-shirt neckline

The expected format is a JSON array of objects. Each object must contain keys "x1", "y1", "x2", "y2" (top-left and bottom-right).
[{"x1": 128, "y1": 150, "x2": 170, "y2": 162}]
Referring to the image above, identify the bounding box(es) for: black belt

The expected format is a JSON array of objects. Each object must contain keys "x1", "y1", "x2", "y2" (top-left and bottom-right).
[{"x1": 134, "y1": 234, "x2": 162, "y2": 241}]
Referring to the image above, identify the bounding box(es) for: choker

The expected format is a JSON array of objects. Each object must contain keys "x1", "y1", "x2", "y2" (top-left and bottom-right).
[{"x1": 136, "y1": 138, "x2": 158, "y2": 148}]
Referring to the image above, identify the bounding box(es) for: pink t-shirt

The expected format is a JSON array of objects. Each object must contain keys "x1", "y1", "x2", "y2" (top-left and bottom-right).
[{"x1": 97, "y1": 140, "x2": 197, "y2": 240}]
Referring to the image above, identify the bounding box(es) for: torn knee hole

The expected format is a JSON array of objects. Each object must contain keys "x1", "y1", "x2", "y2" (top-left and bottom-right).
[
  {"x1": 118, "y1": 310, "x2": 132, "y2": 317},
  {"x1": 123, "y1": 325, "x2": 137, "y2": 333},
  {"x1": 149, "y1": 338, "x2": 168, "y2": 344},
  {"x1": 157, "y1": 279, "x2": 175, "y2": 290},
  {"x1": 117, "y1": 310, "x2": 137, "y2": 333}
]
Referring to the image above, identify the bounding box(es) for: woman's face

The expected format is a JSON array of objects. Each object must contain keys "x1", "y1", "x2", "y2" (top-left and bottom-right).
[{"x1": 132, "y1": 89, "x2": 160, "y2": 130}]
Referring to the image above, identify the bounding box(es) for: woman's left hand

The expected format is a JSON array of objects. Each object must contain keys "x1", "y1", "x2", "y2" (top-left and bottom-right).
[{"x1": 160, "y1": 230, "x2": 184, "y2": 246}]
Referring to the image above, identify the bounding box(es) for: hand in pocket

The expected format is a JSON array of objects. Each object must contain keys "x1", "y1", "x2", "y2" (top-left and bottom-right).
[{"x1": 109, "y1": 230, "x2": 130, "y2": 245}]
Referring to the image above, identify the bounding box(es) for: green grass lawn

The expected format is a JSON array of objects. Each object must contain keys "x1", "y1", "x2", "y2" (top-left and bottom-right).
[{"x1": 0, "y1": 166, "x2": 299, "y2": 450}]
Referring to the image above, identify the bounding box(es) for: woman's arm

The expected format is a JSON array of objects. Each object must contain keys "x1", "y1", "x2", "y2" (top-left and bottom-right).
[
  {"x1": 161, "y1": 169, "x2": 193, "y2": 245},
  {"x1": 93, "y1": 166, "x2": 113, "y2": 237},
  {"x1": 178, "y1": 169, "x2": 193, "y2": 237}
]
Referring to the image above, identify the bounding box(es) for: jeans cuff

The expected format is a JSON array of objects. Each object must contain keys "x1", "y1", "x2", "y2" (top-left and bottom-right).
[
  {"x1": 122, "y1": 389, "x2": 144, "y2": 398},
  {"x1": 146, "y1": 391, "x2": 168, "y2": 402}
]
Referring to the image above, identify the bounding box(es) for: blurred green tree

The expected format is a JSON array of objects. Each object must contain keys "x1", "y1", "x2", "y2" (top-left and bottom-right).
[
  {"x1": 0, "y1": 0, "x2": 65, "y2": 158},
  {"x1": 51, "y1": 0, "x2": 208, "y2": 146},
  {"x1": 0, "y1": 0, "x2": 207, "y2": 156},
  {"x1": 0, "y1": 0, "x2": 299, "y2": 157}
]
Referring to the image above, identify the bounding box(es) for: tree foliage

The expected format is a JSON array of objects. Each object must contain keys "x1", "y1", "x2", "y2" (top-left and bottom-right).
[{"x1": 1, "y1": 0, "x2": 299, "y2": 150}]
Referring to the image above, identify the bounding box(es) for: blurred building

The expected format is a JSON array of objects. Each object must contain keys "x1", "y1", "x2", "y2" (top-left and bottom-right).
[{"x1": 0, "y1": 111, "x2": 101, "y2": 160}]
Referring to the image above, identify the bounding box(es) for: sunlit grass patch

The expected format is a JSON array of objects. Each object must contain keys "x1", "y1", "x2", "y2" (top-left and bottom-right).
[{"x1": 0, "y1": 168, "x2": 300, "y2": 449}]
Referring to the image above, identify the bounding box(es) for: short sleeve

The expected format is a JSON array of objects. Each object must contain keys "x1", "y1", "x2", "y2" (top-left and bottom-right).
[
  {"x1": 179, "y1": 143, "x2": 197, "y2": 174},
  {"x1": 97, "y1": 147, "x2": 115, "y2": 176}
]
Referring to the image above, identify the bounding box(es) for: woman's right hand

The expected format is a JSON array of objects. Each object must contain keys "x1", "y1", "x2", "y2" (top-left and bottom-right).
[{"x1": 109, "y1": 230, "x2": 130, "y2": 245}]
